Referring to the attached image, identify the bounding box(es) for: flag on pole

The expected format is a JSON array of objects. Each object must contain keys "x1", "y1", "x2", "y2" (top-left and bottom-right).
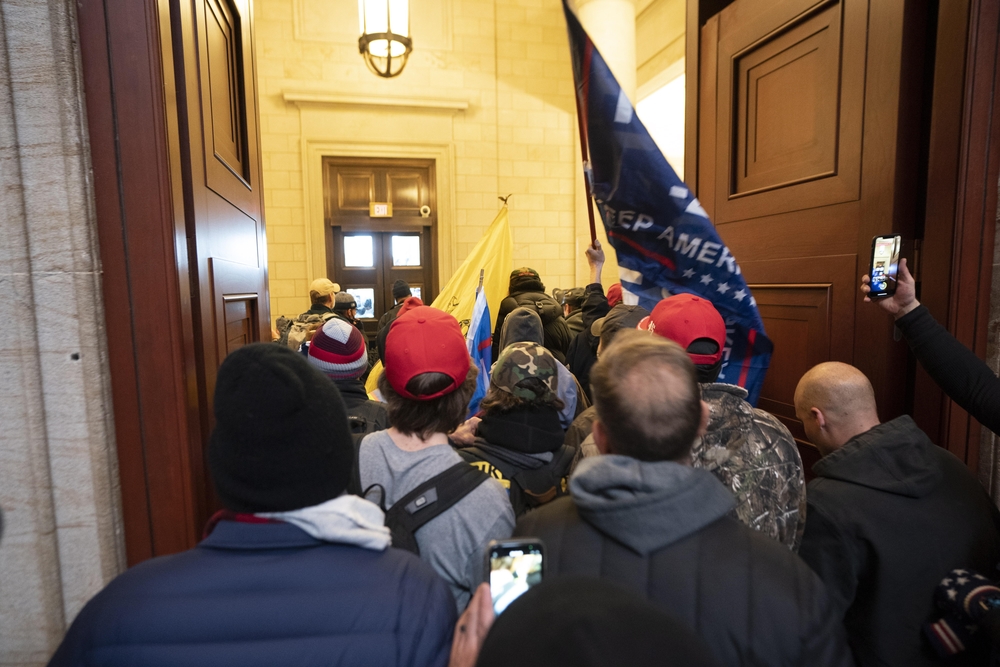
[
  {"x1": 431, "y1": 206, "x2": 513, "y2": 332},
  {"x1": 563, "y1": 2, "x2": 772, "y2": 404},
  {"x1": 366, "y1": 206, "x2": 514, "y2": 396},
  {"x1": 466, "y1": 281, "x2": 493, "y2": 415}
]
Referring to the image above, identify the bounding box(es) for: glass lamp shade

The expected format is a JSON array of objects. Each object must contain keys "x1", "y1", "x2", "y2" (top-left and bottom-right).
[{"x1": 358, "y1": 0, "x2": 412, "y2": 78}]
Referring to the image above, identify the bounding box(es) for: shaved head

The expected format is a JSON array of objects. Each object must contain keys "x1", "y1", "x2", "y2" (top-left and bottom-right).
[{"x1": 794, "y1": 362, "x2": 880, "y2": 454}]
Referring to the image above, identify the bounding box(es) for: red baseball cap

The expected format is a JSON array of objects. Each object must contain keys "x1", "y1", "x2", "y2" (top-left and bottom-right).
[
  {"x1": 384, "y1": 306, "x2": 471, "y2": 400},
  {"x1": 647, "y1": 295, "x2": 726, "y2": 365},
  {"x1": 606, "y1": 283, "x2": 623, "y2": 307}
]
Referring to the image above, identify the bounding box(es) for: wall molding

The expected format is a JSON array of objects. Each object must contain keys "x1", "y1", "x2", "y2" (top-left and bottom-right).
[{"x1": 283, "y1": 91, "x2": 469, "y2": 112}]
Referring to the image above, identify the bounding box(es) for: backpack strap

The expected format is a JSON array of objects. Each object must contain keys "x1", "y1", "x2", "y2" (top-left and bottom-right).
[
  {"x1": 384, "y1": 463, "x2": 491, "y2": 554},
  {"x1": 346, "y1": 433, "x2": 366, "y2": 497}
]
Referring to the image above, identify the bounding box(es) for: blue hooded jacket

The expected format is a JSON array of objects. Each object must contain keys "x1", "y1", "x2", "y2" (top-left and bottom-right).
[{"x1": 48, "y1": 521, "x2": 456, "y2": 667}]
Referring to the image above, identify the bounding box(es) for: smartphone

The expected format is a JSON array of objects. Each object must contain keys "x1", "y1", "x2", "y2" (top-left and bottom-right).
[
  {"x1": 487, "y1": 539, "x2": 544, "y2": 615},
  {"x1": 868, "y1": 235, "x2": 902, "y2": 298}
]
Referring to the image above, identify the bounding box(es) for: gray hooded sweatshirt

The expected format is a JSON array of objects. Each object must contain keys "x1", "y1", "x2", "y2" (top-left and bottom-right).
[
  {"x1": 569, "y1": 455, "x2": 734, "y2": 554},
  {"x1": 515, "y1": 454, "x2": 855, "y2": 667}
]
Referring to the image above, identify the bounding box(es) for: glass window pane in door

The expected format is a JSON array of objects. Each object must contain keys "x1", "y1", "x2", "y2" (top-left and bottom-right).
[
  {"x1": 346, "y1": 288, "x2": 376, "y2": 318},
  {"x1": 344, "y1": 235, "x2": 374, "y2": 267},
  {"x1": 410, "y1": 286, "x2": 422, "y2": 301},
  {"x1": 391, "y1": 235, "x2": 421, "y2": 266}
]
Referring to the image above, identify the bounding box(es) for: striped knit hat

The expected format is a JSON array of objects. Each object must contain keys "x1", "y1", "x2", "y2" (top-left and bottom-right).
[{"x1": 307, "y1": 317, "x2": 368, "y2": 380}]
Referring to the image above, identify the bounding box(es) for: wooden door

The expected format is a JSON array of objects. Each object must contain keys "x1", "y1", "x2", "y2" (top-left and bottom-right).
[
  {"x1": 324, "y1": 157, "x2": 438, "y2": 333},
  {"x1": 168, "y1": 0, "x2": 270, "y2": 529},
  {"x1": 692, "y1": 0, "x2": 927, "y2": 463}
]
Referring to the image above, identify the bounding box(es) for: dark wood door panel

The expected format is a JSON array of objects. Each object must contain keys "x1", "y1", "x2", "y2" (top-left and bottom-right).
[
  {"x1": 741, "y1": 252, "x2": 855, "y2": 413},
  {"x1": 735, "y1": 2, "x2": 840, "y2": 193},
  {"x1": 208, "y1": 257, "x2": 263, "y2": 387},
  {"x1": 337, "y1": 171, "x2": 377, "y2": 212},
  {"x1": 203, "y1": 194, "x2": 261, "y2": 265},
  {"x1": 200, "y1": 0, "x2": 260, "y2": 215},
  {"x1": 714, "y1": 0, "x2": 865, "y2": 223},
  {"x1": 740, "y1": 253, "x2": 856, "y2": 443}
]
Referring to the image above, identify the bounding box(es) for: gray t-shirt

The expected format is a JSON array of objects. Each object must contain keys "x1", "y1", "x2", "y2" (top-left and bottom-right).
[{"x1": 359, "y1": 430, "x2": 515, "y2": 610}]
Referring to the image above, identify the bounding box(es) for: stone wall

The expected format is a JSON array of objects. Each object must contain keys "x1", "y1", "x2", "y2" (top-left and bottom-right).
[
  {"x1": 0, "y1": 1, "x2": 124, "y2": 664},
  {"x1": 255, "y1": 0, "x2": 597, "y2": 320}
]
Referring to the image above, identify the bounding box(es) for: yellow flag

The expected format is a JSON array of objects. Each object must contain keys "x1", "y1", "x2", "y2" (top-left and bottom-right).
[{"x1": 366, "y1": 206, "x2": 514, "y2": 395}]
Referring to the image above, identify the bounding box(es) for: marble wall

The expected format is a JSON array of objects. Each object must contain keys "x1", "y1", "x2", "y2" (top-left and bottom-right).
[{"x1": 0, "y1": 1, "x2": 124, "y2": 664}]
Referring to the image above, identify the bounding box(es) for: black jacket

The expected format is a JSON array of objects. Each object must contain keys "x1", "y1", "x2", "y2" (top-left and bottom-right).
[
  {"x1": 896, "y1": 305, "x2": 1000, "y2": 435},
  {"x1": 492, "y1": 277, "x2": 571, "y2": 363},
  {"x1": 564, "y1": 309, "x2": 584, "y2": 336},
  {"x1": 334, "y1": 379, "x2": 389, "y2": 434},
  {"x1": 377, "y1": 301, "x2": 405, "y2": 335},
  {"x1": 565, "y1": 283, "x2": 609, "y2": 401},
  {"x1": 515, "y1": 455, "x2": 854, "y2": 667},
  {"x1": 304, "y1": 304, "x2": 335, "y2": 316},
  {"x1": 799, "y1": 416, "x2": 1000, "y2": 667}
]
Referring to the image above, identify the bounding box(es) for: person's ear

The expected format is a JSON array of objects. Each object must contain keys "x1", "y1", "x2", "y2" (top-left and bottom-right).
[
  {"x1": 696, "y1": 400, "x2": 710, "y2": 438},
  {"x1": 592, "y1": 419, "x2": 612, "y2": 455},
  {"x1": 811, "y1": 406, "x2": 826, "y2": 429}
]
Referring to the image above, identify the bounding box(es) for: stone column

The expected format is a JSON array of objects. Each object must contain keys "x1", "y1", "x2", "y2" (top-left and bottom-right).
[
  {"x1": 0, "y1": 1, "x2": 125, "y2": 664},
  {"x1": 575, "y1": 0, "x2": 638, "y2": 102}
]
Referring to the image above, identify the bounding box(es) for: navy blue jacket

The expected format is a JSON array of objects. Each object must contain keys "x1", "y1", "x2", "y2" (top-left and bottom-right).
[{"x1": 49, "y1": 521, "x2": 456, "y2": 667}]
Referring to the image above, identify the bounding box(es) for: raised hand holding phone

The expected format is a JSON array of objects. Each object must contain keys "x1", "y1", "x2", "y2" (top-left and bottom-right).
[{"x1": 861, "y1": 257, "x2": 919, "y2": 319}]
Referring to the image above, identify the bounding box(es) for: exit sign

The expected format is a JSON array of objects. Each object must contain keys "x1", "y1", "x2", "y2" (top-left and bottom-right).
[{"x1": 369, "y1": 202, "x2": 393, "y2": 217}]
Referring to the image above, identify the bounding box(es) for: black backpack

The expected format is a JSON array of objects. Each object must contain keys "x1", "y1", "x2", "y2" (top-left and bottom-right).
[
  {"x1": 345, "y1": 400, "x2": 388, "y2": 436},
  {"x1": 346, "y1": 439, "x2": 490, "y2": 554},
  {"x1": 510, "y1": 291, "x2": 563, "y2": 326},
  {"x1": 456, "y1": 444, "x2": 575, "y2": 516}
]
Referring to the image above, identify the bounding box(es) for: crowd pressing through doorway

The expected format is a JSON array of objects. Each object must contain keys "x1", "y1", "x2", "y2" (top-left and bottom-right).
[{"x1": 48, "y1": 244, "x2": 1000, "y2": 667}]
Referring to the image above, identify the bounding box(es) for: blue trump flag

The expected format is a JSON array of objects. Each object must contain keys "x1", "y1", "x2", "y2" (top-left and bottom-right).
[
  {"x1": 563, "y1": 2, "x2": 772, "y2": 404},
  {"x1": 466, "y1": 285, "x2": 492, "y2": 415}
]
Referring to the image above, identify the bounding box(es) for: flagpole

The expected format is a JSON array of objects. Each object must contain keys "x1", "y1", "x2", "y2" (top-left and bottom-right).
[
  {"x1": 477, "y1": 268, "x2": 484, "y2": 297},
  {"x1": 572, "y1": 43, "x2": 599, "y2": 248}
]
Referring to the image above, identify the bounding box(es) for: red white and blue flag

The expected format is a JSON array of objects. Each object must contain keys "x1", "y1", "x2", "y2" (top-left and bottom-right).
[
  {"x1": 563, "y1": 2, "x2": 772, "y2": 404},
  {"x1": 466, "y1": 286, "x2": 493, "y2": 415}
]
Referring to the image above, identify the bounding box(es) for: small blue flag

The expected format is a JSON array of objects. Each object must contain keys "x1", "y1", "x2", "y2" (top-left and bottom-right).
[
  {"x1": 563, "y1": 2, "x2": 772, "y2": 404},
  {"x1": 466, "y1": 286, "x2": 493, "y2": 415}
]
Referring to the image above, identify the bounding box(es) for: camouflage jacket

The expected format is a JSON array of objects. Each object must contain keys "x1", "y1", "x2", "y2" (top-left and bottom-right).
[{"x1": 695, "y1": 383, "x2": 805, "y2": 551}]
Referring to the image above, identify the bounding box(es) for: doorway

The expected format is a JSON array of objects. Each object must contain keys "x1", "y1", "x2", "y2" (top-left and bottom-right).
[{"x1": 324, "y1": 157, "x2": 438, "y2": 339}]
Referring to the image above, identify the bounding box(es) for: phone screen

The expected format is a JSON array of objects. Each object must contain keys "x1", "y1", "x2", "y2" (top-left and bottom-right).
[
  {"x1": 869, "y1": 235, "x2": 901, "y2": 298},
  {"x1": 489, "y1": 541, "x2": 544, "y2": 615}
]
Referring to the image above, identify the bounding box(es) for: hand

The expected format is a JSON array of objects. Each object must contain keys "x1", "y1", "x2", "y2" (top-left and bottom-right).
[
  {"x1": 448, "y1": 583, "x2": 495, "y2": 667},
  {"x1": 585, "y1": 238, "x2": 605, "y2": 266},
  {"x1": 861, "y1": 257, "x2": 919, "y2": 319},
  {"x1": 586, "y1": 239, "x2": 605, "y2": 284},
  {"x1": 450, "y1": 417, "x2": 481, "y2": 446}
]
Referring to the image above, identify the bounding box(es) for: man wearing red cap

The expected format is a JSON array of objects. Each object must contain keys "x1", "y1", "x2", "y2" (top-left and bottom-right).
[
  {"x1": 645, "y1": 294, "x2": 805, "y2": 551},
  {"x1": 358, "y1": 306, "x2": 515, "y2": 610}
]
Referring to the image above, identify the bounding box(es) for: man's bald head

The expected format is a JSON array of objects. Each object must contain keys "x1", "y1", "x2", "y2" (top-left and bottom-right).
[{"x1": 794, "y1": 362, "x2": 880, "y2": 455}]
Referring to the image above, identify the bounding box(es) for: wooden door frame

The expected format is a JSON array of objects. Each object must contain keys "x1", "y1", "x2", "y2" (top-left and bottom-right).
[
  {"x1": 77, "y1": 0, "x2": 204, "y2": 564},
  {"x1": 685, "y1": 0, "x2": 1000, "y2": 467}
]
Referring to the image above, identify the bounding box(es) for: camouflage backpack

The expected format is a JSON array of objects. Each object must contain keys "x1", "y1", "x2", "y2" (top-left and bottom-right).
[{"x1": 276, "y1": 312, "x2": 336, "y2": 351}]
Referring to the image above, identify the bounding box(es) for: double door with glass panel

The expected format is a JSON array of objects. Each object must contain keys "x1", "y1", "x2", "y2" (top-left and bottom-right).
[{"x1": 330, "y1": 227, "x2": 433, "y2": 336}]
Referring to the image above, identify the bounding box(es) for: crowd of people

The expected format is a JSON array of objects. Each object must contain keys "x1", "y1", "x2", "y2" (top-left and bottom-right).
[{"x1": 48, "y1": 244, "x2": 1000, "y2": 666}]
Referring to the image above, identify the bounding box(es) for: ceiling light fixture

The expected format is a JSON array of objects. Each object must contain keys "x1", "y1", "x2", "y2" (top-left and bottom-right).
[{"x1": 358, "y1": 0, "x2": 412, "y2": 78}]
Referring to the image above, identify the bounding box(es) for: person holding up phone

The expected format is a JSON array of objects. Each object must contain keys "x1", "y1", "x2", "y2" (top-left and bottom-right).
[{"x1": 861, "y1": 257, "x2": 1000, "y2": 435}]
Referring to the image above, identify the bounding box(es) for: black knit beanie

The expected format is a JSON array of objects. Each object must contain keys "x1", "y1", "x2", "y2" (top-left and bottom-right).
[
  {"x1": 392, "y1": 279, "x2": 412, "y2": 300},
  {"x1": 477, "y1": 576, "x2": 720, "y2": 667},
  {"x1": 208, "y1": 343, "x2": 354, "y2": 513}
]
